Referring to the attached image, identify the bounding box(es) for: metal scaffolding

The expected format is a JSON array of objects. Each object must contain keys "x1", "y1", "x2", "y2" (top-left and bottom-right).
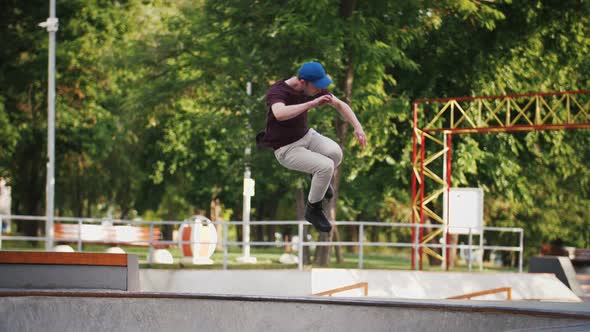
[{"x1": 411, "y1": 90, "x2": 590, "y2": 270}]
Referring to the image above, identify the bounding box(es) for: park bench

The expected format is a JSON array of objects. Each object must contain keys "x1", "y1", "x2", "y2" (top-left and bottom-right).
[
  {"x1": 54, "y1": 223, "x2": 166, "y2": 248},
  {"x1": 572, "y1": 248, "x2": 590, "y2": 265}
]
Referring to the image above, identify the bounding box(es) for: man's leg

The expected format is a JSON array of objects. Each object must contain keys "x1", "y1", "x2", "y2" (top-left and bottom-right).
[
  {"x1": 276, "y1": 145, "x2": 335, "y2": 203},
  {"x1": 275, "y1": 145, "x2": 334, "y2": 232},
  {"x1": 308, "y1": 129, "x2": 343, "y2": 167},
  {"x1": 307, "y1": 129, "x2": 343, "y2": 200}
]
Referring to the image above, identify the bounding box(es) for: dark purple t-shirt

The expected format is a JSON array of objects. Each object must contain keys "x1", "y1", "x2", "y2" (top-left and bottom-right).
[{"x1": 256, "y1": 80, "x2": 330, "y2": 150}]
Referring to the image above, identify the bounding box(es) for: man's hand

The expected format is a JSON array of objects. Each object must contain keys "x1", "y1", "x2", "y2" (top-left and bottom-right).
[
  {"x1": 354, "y1": 127, "x2": 367, "y2": 147},
  {"x1": 311, "y1": 94, "x2": 332, "y2": 108}
]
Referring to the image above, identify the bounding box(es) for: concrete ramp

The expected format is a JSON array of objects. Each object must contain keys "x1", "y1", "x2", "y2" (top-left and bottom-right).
[
  {"x1": 140, "y1": 269, "x2": 581, "y2": 301},
  {"x1": 312, "y1": 269, "x2": 582, "y2": 301},
  {"x1": 1, "y1": 290, "x2": 589, "y2": 332}
]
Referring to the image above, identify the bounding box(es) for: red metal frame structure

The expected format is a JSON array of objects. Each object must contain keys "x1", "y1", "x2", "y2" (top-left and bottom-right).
[{"x1": 411, "y1": 90, "x2": 590, "y2": 270}]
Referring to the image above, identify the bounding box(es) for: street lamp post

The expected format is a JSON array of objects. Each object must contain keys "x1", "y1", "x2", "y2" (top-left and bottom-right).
[
  {"x1": 39, "y1": 0, "x2": 58, "y2": 251},
  {"x1": 237, "y1": 82, "x2": 256, "y2": 263}
]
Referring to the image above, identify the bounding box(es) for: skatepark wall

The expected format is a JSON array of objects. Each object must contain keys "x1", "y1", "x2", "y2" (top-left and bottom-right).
[{"x1": 140, "y1": 268, "x2": 580, "y2": 301}]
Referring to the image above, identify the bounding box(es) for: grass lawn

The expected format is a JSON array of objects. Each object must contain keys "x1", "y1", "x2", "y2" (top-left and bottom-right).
[{"x1": 0, "y1": 239, "x2": 519, "y2": 272}]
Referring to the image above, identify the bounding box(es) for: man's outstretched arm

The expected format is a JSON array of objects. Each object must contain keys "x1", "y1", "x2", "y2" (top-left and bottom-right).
[
  {"x1": 271, "y1": 95, "x2": 332, "y2": 121},
  {"x1": 328, "y1": 95, "x2": 367, "y2": 147}
]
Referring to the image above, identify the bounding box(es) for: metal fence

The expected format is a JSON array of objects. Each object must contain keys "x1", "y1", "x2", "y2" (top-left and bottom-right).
[{"x1": 0, "y1": 215, "x2": 524, "y2": 272}]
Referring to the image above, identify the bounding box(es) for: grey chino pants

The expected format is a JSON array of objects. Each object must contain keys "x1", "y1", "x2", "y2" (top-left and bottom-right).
[{"x1": 274, "y1": 128, "x2": 343, "y2": 203}]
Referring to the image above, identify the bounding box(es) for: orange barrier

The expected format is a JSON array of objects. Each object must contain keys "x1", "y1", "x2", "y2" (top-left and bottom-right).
[
  {"x1": 313, "y1": 282, "x2": 369, "y2": 297},
  {"x1": 447, "y1": 287, "x2": 512, "y2": 301}
]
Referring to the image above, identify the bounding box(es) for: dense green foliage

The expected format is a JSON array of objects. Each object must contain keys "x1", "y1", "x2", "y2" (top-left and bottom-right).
[{"x1": 1, "y1": 0, "x2": 589, "y2": 263}]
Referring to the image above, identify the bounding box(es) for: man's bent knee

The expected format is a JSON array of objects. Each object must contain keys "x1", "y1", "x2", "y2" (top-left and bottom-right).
[
  {"x1": 314, "y1": 159, "x2": 334, "y2": 175},
  {"x1": 329, "y1": 147, "x2": 343, "y2": 167}
]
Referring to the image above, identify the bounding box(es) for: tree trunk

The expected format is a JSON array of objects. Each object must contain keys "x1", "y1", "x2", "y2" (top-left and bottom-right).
[
  {"x1": 235, "y1": 203, "x2": 243, "y2": 241},
  {"x1": 448, "y1": 234, "x2": 459, "y2": 268},
  {"x1": 296, "y1": 184, "x2": 311, "y2": 265},
  {"x1": 15, "y1": 131, "x2": 44, "y2": 239},
  {"x1": 332, "y1": 225, "x2": 344, "y2": 262},
  {"x1": 314, "y1": 231, "x2": 333, "y2": 266},
  {"x1": 85, "y1": 198, "x2": 91, "y2": 218},
  {"x1": 75, "y1": 165, "x2": 83, "y2": 217},
  {"x1": 314, "y1": 0, "x2": 357, "y2": 266},
  {"x1": 211, "y1": 197, "x2": 223, "y2": 250},
  {"x1": 351, "y1": 225, "x2": 358, "y2": 253}
]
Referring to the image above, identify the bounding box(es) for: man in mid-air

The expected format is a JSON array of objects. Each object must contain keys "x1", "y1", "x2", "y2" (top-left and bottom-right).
[{"x1": 257, "y1": 61, "x2": 367, "y2": 232}]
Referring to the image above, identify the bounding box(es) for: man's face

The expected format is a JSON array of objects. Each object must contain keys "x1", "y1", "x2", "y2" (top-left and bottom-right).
[{"x1": 301, "y1": 81, "x2": 322, "y2": 96}]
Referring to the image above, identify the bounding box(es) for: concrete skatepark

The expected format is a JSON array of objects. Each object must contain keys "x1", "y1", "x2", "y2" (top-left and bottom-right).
[
  {"x1": 3, "y1": 1, "x2": 590, "y2": 329},
  {"x1": 140, "y1": 268, "x2": 581, "y2": 301},
  {"x1": 1, "y1": 251, "x2": 590, "y2": 331},
  {"x1": 1, "y1": 290, "x2": 590, "y2": 332}
]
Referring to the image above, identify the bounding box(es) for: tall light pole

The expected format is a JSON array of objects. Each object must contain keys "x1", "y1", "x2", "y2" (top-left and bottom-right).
[
  {"x1": 39, "y1": 0, "x2": 58, "y2": 250},
  {"x1": 237, "y1": 82, "x2": 256, "y2": 263}
]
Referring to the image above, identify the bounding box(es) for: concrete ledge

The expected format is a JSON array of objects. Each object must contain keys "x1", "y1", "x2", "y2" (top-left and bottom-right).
[
  {"x1": 1, "y1": 290, "x2": 589, "y2": 332},
  {"x1": 0, "y1": 251, "x2": 139, "y2": 291},
  {"x1": 1, "y1": 290, "x2": 589, "y2": 319},
  {"x1": 529, "y1": 256, "x2": 585, "y2": 296},
  {"x1": 0, "y1": 251, "x2": 129, "y2": 266}
]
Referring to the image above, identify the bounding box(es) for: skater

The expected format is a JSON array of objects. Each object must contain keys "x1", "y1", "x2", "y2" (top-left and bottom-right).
[{"x1": 256, "y1": 61, "x2": 367, "y2": 232}]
